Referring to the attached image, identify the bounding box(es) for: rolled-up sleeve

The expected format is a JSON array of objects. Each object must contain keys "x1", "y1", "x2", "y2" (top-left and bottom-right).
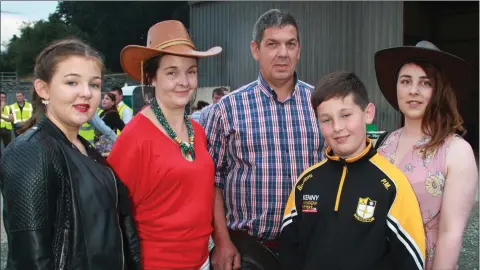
[{"x1": 204, "y1": 104, "x2": 229, "y2": 189}]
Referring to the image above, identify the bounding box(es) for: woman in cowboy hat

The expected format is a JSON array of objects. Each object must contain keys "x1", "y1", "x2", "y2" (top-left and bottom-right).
[
  {"x1": 107, "y1": 20, "x2": 222, "y2": 270},
  {"x1": 374, "y1": 40, "x2": 478, "y2": 270}
]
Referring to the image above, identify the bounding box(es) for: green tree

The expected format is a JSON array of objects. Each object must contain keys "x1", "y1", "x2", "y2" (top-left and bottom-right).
[
  {"x1": 54, "y1": 1, "x2": 189, "y2": 72},
  {"x1": 6, "y1": 18, "x2": 88, "y2": 76},
  {"x1": 0, "y1": 46, "x2": 15, "y2": 72}
]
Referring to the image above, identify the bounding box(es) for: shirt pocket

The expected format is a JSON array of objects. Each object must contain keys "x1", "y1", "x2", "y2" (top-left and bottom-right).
[{"x1": 231, "y1": 120, "x2": 276, "y2": 163}]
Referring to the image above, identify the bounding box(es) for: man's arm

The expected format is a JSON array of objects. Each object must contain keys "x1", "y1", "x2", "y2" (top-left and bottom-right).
[
  {"x1": 89, "y1": 113, "x2": 117, "y2": 142},
  {"x1": 0, "y1": 105, "x2": 13, "y2": 122},
  {"x1": 204, "y1": 103, "x2": 240, "y2": 270},
  {"x1": 122, "y1": 107, "x2": 133, "y2": 124},
  {"x1": 205, "y1": 103, "x2": 230, "y2": 241},
  {"x1": 9, "y1": 107, "x2": 14, "y2": 122}
]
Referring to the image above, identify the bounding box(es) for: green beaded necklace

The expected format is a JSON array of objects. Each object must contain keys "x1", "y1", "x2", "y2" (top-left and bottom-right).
[{"x1": 150, "y1": 98, "x2": 195, "y2": 161}]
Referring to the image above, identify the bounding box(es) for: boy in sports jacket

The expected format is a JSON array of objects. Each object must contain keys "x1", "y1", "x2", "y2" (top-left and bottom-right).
[{"x1": 280, "y1": 71, "x2": 426, "y2": 270}]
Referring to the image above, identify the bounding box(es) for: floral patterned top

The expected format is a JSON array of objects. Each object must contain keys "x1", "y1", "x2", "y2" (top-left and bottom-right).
[{"x1": 377, "y1": 128, "x2": 459, "y2": 270}]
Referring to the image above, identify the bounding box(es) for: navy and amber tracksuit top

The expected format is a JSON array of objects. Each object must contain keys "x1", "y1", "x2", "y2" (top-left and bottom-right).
[{"x1": 280, "y1": 141, "x2": 426, "y2": 270}]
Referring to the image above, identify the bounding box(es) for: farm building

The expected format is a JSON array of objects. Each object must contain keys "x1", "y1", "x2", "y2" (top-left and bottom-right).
[{"x1": 188, "y1": 1, "x2": 479, "y2": 151}]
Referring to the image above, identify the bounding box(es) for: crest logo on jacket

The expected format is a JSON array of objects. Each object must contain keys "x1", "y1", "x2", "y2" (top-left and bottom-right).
[{"x1": 354, "y1": 197, "x2": 376, "y2": 222}]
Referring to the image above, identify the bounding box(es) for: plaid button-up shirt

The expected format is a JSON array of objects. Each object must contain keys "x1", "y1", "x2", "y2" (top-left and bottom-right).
[{"x1": 204, "y1": 73, "x2": 325, "y2": 240}]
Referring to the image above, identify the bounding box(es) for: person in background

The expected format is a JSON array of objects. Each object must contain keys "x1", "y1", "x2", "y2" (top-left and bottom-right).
[
  {"x1": 204, "y1": 9, "x2": 325, "y2": 269},
  {"x1": 0, "y1": 91, "x2": 13, "y2": 148},
  {"x1": 191, "y1": 100, "x2": 210, "y2": 123},
  {"x1": 91, "y1": 111, "x2": 118, "y2": 140},
  {"x1": 111, "y1": 86, "x2": 133, "y2": 124},
  {"x1": 79, "y1": 108, "x2": 118, "y2": 144},
  {"x1": 0, "y1": 37, "x2": 140, "y2": 270},
  {"x1": 10, "y1": 92, "x2": 32, "y2": 137},
  {"x1": 374, "y1": 40, "x2": 478, "y2": 270},
  {"x1": 107, "y1": 20, "x2": 222, "y2": 270},
  {"x1": 198, "y1": 86, "x2": 229, "y2": 127},
  {"x1": 99, "y1": 92, "x2": 125, "y2": 133},
  {"x1": 93, "y1": 92, "x2": 125, "y2": 155}
]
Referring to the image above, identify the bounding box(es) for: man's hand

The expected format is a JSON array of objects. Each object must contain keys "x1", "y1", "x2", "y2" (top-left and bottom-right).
[{"x1": 211, "y1": 239, "x2": 241, "y2": 270}]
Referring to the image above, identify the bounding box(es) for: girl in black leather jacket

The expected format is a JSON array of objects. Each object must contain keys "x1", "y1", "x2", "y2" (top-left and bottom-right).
[{"x1": 0, "y1": 38, "x2": 141, "y2": 270}]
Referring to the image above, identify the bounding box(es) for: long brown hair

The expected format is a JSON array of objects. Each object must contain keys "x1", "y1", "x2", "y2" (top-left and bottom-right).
[
  {"x1": 19, "y1": 38, "x2": 105, "y2": 134},
  {"x1": 403, "y1": 61, "x2": 465, "y2": 156}
]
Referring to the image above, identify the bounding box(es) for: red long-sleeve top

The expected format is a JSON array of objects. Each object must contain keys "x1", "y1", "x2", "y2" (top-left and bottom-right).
[{"x1": 107, "y1": 113, "x2": 214, "y2": 270}]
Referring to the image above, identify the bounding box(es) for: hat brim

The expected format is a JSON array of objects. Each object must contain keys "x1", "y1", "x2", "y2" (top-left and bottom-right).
[
  {"x1": 374, "y1": 46, "x2": 478, "y2": 125},
  {"x1": 120, "y1": 44, "x2": 222, "y2": 82}
]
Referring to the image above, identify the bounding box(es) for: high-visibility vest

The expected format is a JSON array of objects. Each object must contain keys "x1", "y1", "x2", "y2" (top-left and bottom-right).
[
  {"x1": 10, "y1": 102, "x2": 33, "y2": 124},
  {"x1": 117, "y1": 102, "x2": 132, "y2": 135},
  {"x1": 117, "y1": 102, "x2": 131, "y2": 121},
  {"x1": 0, "y1": 105, "x2": 13, "y2": 130},
  {"x1": 78, "y1": 108, "x2": 103, "y2": 144}
]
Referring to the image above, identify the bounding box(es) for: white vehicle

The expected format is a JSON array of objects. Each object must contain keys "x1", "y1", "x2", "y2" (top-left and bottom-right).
[{"x1": 121, "y1": 84, "x2": 155, "y2": 115}]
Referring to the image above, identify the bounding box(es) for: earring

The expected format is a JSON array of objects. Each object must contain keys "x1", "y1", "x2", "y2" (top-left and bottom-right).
[{"x1": 41, "y1": 99, "x2": 49, "y2": 105}]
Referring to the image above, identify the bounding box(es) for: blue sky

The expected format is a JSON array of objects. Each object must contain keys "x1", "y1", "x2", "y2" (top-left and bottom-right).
[{"x1": 1, "y1": 1, "x2": 59, "y2": 50}]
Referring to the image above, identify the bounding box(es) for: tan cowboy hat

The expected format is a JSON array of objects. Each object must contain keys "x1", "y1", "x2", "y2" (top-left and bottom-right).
[
  {"x1": 374, "y1": 40, "x2": 478, "y2": 124},
  {"x1": 120, "y1": 20, "x2": 222, "y2": 82}
]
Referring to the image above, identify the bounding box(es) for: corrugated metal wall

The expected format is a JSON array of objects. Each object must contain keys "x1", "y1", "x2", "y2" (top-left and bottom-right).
[{"x1": 190, "y1": 1, "x2": 403, "y2": 131}]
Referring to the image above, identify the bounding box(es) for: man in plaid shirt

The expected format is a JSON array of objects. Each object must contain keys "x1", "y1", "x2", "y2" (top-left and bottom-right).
[{"x1": 204, "y1": 9, "x2": 325, "y2": 270}]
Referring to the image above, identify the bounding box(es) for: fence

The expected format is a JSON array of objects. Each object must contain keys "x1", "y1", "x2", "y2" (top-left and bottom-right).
[{"x1": 0, "y1": 72, "x2": 17, "y2": 82}]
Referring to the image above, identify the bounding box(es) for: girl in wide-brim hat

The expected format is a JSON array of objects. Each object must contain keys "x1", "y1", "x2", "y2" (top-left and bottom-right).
[
  {"x1": 374, "y1": 40, "x2": 478, "y2": 270},
  {"x1": 107, "y1": 20, "x2": 222, "y2": 270}
]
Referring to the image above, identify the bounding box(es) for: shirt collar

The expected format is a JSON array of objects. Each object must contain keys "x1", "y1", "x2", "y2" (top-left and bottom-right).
[{"x1": 257, "y1": 72, "x2": 299, "y2": 101}]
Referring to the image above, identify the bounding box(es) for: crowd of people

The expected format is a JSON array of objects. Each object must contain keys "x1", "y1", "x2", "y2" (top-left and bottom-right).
[{"x1": 0, "y1": 8, "x2": 478, "y2": 270}]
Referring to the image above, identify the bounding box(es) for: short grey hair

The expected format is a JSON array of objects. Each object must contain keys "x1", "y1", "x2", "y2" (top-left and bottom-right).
[{"x1": 252, "y1": 9, "x2": 300, "y2": 46}]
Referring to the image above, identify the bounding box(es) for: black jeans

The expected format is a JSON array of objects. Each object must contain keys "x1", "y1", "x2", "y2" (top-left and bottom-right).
[{"x1": 0, "y1": 128, "x2": 12, "y2": 148}]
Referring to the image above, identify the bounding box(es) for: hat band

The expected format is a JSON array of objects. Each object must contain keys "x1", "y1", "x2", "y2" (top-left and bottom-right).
[{"x1": 155, "y1": 38, "x2": 195, "y2": 50}]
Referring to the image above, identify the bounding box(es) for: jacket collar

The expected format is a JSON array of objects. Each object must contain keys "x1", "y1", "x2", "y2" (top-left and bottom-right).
[
  {"x1": 37, "y1": 115, "x2": 71, "y2": 142},
  {"x1": 36, "y1": 115, "x2": 93, "y2": 152},
  {"x1": 325, "y1": 139, "x2": 376, "y2": 164}
]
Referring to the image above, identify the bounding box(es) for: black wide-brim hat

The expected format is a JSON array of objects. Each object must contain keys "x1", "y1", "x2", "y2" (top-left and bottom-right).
[{"x1": 374, "y1": 40, "x2": 478, "y2": 125}]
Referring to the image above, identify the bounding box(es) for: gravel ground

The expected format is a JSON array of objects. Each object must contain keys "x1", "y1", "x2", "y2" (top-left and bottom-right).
[{"x1": 1, "y1": 201, "x2": 478, "y2": 269}]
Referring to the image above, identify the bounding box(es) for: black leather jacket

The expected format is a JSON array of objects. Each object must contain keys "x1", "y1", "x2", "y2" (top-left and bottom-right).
[{"x1": 0, "y1": 116, "x2": 141, "y2": 270}]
